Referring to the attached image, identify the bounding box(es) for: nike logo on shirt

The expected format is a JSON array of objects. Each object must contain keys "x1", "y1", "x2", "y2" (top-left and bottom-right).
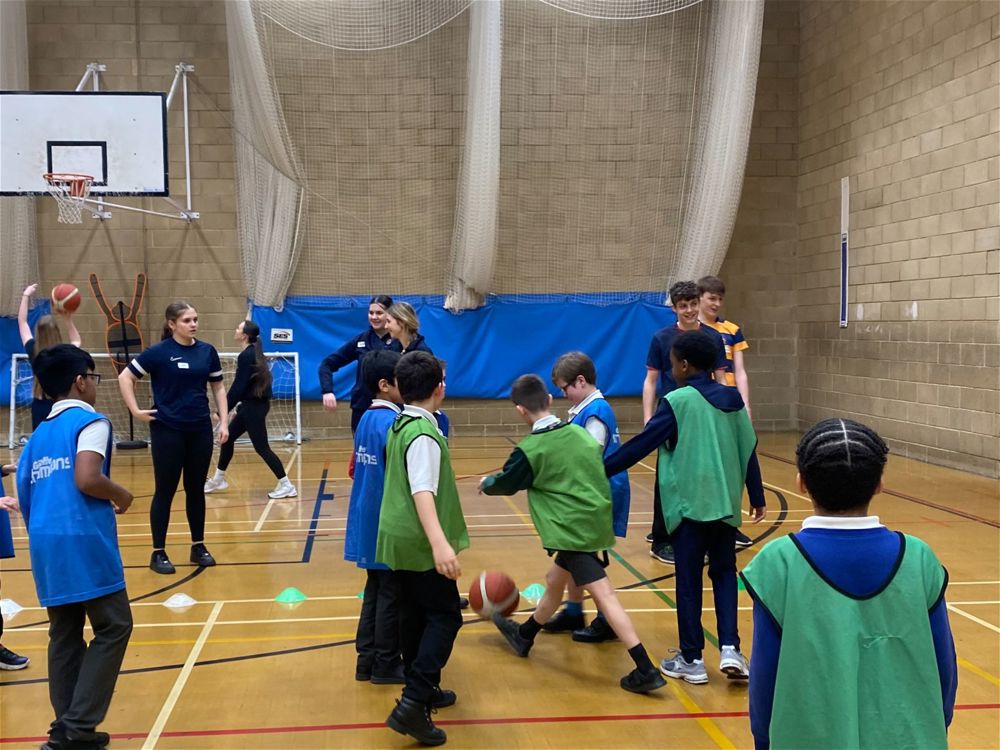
[{"x1": 170, "y1": 356, "x2": 182, "y2": 361}]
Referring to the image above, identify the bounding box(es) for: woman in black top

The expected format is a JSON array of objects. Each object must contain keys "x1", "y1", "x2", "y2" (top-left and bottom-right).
[
  {"x1": 118, "y1": 301, "x2": 228, "y2": 575},
  {"x1": 205, "y1": 321, "x2": 296, "y2": 500},
  {"x1": 17, "y1": 283, "x2": 82, "y2": 428},
  {"x1": 385, "y1": 302, "x2": 433, "y2": 354}
]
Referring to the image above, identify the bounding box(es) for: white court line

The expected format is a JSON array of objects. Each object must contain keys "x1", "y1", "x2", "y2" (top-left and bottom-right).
[
  {"x1": 948, "y1": 605, "x2": 1000, "y2": 634},
  {"x1": 141, "y1": 600, "x2": 224, "y2": 750},
  {"x1": 253, "y1": 446, "x2": 301, "y2": 532}
]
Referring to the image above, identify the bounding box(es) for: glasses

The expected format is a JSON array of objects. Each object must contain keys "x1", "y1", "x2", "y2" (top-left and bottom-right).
[{"x1": 84, "y1": 373, "x2": 102, "y2": 385}]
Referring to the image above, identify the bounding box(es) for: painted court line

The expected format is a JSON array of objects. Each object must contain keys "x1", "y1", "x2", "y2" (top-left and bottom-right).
[
  {"x1": 958, "y1": 657, "x2": 1000, "y2": 687},
  {"x1": 667, "y1": 681, "x2": 737, "y2": 749},
  {"x1": 948, "y1": 605, "x2": 1000, "y2": 634},
  {"x1": 141, "y1": 600, "x2": 224, "y2": 750}
]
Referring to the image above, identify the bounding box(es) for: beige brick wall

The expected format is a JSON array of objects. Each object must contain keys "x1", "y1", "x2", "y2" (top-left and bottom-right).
[
  {"x1": 25, "y1": 0, "x2": 241, "y2": 352},
  {"x1": 795, "y1": 0, "x2": 999, "y2": 476}
]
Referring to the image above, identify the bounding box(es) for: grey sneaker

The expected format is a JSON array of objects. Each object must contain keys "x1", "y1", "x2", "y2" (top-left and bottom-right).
[
  {"x1": 660, "y1": 649, "x2": 708, "y2": 684},
  {"x1": 719, "y1": 645, "x2": 749, "y2": 679},
  {"x1": 204, "y1": 476, "x2": 228, "y2": 493}
]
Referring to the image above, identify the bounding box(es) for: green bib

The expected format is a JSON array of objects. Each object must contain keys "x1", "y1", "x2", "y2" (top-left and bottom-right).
[
  {"x1": 657, "y1": 386, "x2": 757, "y2": 534},
  {"x1": 740, "y1": 533, "x2": 948, "y2": 750},
  {"x1": 376, "y1": 414, "x2": 468, "y2": 571},
  {"x1": 517, "y1": 423, "x2": 615, "y2": 552}
]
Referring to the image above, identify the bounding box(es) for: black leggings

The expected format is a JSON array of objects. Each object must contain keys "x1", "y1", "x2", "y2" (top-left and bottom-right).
[
  {"x1": 216, "y1": 401, "x2": 285, "y2": 480},
  {"x1": 149, "y1": 421, "x2": 213, "y2": 550}
]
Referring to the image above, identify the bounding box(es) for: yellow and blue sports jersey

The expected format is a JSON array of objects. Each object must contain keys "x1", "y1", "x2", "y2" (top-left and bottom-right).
[{"x1": 705, "y1": 318, "x2": 748, "y2": 387}]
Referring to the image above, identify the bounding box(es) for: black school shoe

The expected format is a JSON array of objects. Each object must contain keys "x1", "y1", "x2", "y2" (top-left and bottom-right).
[
  {"x1": 42, "y1": 730, "x2": 110, "y2": 750},
  {"x1": 386, "y1": 696, "x2": 446, "y2": 746},
  {"x1": 190, "y1": 543, "x2": 216, "y2": 567},
  {"x1": 149, "y1": 550, "x2": 175, "y2": 575},
  {"x1": 371, "y1": 663, "x2": 406, "y2": 685},
  {"x1": 541, "y1": 608, "x2": 585, "y2": 633},
  {"x1": 431, "y1": 687, "x2": 457, "y2": 709},
  {"x1": 572, "y1": 615, "x2": 618, "y2": 643},
  {"x1": 620, "y1": 667, "x2": 667, "y2": 694},
  {"x1": 491, "y1": 612, "x2": 533, "y2": 657}
]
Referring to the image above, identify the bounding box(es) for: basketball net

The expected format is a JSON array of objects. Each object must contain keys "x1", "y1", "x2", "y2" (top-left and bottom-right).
[{"x1": 43, "y1": 173, "x2": 93, "y2": 224}]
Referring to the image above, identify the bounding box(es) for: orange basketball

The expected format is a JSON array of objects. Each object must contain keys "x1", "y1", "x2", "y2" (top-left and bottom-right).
[
  {"x1": 51, "y1": 283, "x2": 81, "y2": 313},
  {"x1": 468, "y1": 571, "x2": 519, "y2": 618}
]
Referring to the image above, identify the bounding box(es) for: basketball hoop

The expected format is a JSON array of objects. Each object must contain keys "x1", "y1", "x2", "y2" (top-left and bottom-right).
[{"x1": 43, "y1": 172, "x2": 93, "y2": 224}]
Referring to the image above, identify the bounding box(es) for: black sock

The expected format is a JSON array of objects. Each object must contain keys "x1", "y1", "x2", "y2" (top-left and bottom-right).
[
  {"x1": 628, "y1": 643, "x2": 655, "y2": 672},
  {"x1": 518, "y1": 616, "x2": 543, "y2": 641}
]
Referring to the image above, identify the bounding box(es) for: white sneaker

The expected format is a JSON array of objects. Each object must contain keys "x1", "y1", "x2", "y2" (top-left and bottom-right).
[
  {"x1": 268, "y1": 479, "x2": 297, "y2": 499},
  {"x1": 659, "y1": 650, "x2": 709, "y2": 684},
  {"x1": 719, "y1": 645, "x2": 749, "y2": 680},
  {"x1": 204, "y1": 476, "x2": 228, "y2": 493}
]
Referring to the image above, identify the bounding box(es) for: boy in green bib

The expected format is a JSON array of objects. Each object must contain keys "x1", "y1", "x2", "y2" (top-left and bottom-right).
[
  {"x1": 479, "y1": 374, "x2": 665, "y2": 694},
  {"x1": 606, "y1": 331, "x2": 766, "y2": 685},
  {"x1": 377, "y1": 352, "x2": 469, "y2": 746},
  {"x1": 740, "y1": 419, "x2": 956, "y2": 750}
]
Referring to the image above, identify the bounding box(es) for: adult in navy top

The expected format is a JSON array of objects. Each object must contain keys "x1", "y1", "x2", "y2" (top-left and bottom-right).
[
  {"x1": 118, "y1": 302, "x2": 228, "y2": 575},
  {"x1": 318, "y1": 295, "x2": 402, "y2": 434},
  {"x1": 385, "y1": 301, "x2": 434, "y2": 355}
]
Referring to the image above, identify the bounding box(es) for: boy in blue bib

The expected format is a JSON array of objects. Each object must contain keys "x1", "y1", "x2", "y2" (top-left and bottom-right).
[{"x1": 17, "y1": 345, "x2": 135, "y2": 750}]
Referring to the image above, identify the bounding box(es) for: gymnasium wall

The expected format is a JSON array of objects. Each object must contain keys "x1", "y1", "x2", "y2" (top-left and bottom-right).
[
  {"x1": 8, "y1": 0, "x2": 998, "y2": 477},
  {"x1": 794, "y1": 0, "x2": 999, "y2": 477}
]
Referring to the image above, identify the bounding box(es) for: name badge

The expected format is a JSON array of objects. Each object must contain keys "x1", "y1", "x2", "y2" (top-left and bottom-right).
[
  {"x1": 177, "y1": 362, "x2": 190, "y2": 369},
  {"x1": 357, "y1": 341, "x2": 366, "y2": 348}
]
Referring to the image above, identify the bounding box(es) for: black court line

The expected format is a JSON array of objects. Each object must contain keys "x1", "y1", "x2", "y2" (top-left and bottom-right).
[
  {"x1": 302, "y1": 464, "x2": 332, "y2": 563},
  {"x1": 758, "y1": 449, "x2": 1000, "y2": 529}
]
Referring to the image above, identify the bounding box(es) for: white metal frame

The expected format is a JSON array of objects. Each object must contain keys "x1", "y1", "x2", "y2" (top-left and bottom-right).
[
  {"x1": 75, "y1": 61, "x2": 200, "y2": 223},
  {"x1": 8, "y1": 352, "x2": 302, "y2": 449}
]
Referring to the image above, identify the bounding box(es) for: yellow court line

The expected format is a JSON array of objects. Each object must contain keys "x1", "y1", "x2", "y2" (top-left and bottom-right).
[
  {"x1": 958, "y1": 657, "x2": 1000, "y2": 687},
  {"x1": 667, "y1": 681, "x2": 738, "y2": 750},
  {"x1": 500, "y1": 494, "x2": 534, "y2": 530}
]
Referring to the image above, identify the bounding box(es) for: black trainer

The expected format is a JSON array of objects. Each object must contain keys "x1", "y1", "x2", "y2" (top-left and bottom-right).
[
  {"x1": 645, "y1": 532, "x2": 654, "y2": 543},
  {"x1": 735, "y1": 531, "x2": 753, "y2": 549},
  {"x1": 371, "y1": 663, "x2": 406, "y2": 685},
  {"x1": 491, "y1": 612, "x2": 533, "y2": 657},
  {"x1": 149, "y1": 550, "x2": 175, "y2": 575},
  {"x1": 190, "y1": 543, "x2": 216, "y2": 567},
  {"x1": 541, "y1": 608, "x2": 585, "y2": 633},
  {"x1": 355, "y1": 663, "x2": 372, "y2": 681},
  {"x1": 572, "y1": 616, "x2": 618, "y2": 643},
  {"x1": 430, "y1": 687, "x2": 457, "y2": 709},
  {"x1": 620, "y1": 667, "x2": 667, "y2": 694},
  {"x1": 459, "y1": 597, "x2": 470, "y2": 609},
  {"x1": 386, "y1": 696, "x2": 446, "y2": 746},
  {"x1": 650, "y1": 542, "x2": 675, "y2": 565}
]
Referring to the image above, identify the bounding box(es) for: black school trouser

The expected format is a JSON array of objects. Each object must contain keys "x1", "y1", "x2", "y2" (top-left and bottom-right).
[
  {"x1": 46, "y1": 589, "x2": 132, "y2": 743},
  {"x1": 650, "y1": 475, "x2": 671, "y2": 545},
  {"x1": 672, "y1": 519, "x2": 740, "y2": 661},
  {"x1": 356, "y1": 568, "x2": 402, "y2": 676},
  {"x1": 393, "y1": 569, "x2": 463, "y2": 704},
  {"x1": 149, "y1": 421, "x2": 214, "y2": 550},
  {"x1": 216, "y1": 401, "x2": 285, "y2": 480}
]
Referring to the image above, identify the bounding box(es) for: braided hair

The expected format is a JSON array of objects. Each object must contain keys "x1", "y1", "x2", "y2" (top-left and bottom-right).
[{"x1": 796, "y1": 418, "x2": 889, "y2": 512}]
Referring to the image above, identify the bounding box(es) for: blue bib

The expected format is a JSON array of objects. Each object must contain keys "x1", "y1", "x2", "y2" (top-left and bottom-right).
[
  {"x1": 16, "y1": 406, "x2": 125, "y2": 606},
  {"x1": 571, "y1": 398, "x2": 631, "y2": 537},
  {"x1": 344, "y1": 406, "x2": 398, "y2": 569}
]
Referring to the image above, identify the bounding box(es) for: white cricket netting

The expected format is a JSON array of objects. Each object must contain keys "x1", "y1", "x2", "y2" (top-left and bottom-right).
[
  {"x1": 227, "y1": 0, "x2": 763, "y2": 308},
  {"x1": 0, "y1": 0, "x2": 38, "y2": 316},
  {"x1": 8, "y1": 352, "x2": 302, "y2": 449}
]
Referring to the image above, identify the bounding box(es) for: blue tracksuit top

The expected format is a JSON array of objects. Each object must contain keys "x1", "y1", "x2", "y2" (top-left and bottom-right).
[
  {"x1": 570, "y1": 396, "x2": 630, "y2": 537},
  {"x1": 318, "y1": 329, "x2": 402, "y2": 412},
  {"x1": 16, "y1": 405, "x2": 124, "y2": 606},
  {"x1": 344, "y1": 402, "x2": 400, "y2": 569}
]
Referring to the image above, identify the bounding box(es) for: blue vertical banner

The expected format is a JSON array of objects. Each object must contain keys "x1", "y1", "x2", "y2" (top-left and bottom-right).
[{"x1": 840, "y1": 176, "x2": 850, "y2": 328}]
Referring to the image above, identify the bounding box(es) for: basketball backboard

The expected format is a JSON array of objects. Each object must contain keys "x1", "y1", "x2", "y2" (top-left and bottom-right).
[{"x1": 0, "y1": 91, "x2": 168, "y2": 196}]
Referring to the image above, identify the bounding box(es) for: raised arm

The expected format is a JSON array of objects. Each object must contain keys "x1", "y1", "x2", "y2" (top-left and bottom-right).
[
  {"x1": 63, "y1": 312, "x2": 82, "y2": 347},
  {"x1": 17, "y1": 284, "x2": 37, "y2": 344}
]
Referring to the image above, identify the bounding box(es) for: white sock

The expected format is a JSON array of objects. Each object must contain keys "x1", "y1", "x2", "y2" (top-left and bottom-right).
[
  {"x1": 213, "y1": 469, "x2": 225, "y2": 480},
  {"x1": 279, "y1": 476, "x2": 292, "y2": 486}
]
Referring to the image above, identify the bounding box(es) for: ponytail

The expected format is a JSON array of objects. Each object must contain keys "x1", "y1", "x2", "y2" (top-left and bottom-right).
[{"x1": 243, "y1": 320, "x2": 272, "y2": 398}]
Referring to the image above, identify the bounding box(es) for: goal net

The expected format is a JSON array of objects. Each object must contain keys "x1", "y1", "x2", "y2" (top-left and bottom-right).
[{"x1": 7, "y1": 351, "x2": 302, "y2": 450}]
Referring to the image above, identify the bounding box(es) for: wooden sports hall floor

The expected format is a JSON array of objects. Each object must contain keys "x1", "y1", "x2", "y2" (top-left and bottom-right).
[{"x1": 1, "y1": 433, "x2": 997, "y2": 749}]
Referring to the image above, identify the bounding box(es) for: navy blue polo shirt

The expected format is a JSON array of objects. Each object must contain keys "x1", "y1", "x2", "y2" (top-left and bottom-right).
[
  {"x1": 318, "y1": 328, "x2": 402, "y2": 412},
  {"x1": 129, "y1": 338, "x2": 223, "y2": 431},
  {"x1": 646, "y1": 323, "x2": 727, "y2": 393}
]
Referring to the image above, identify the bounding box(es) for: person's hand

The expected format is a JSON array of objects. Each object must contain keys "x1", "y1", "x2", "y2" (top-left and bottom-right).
[
  {"x1": 322, "y1": 393, "x2": 337, "y2": 411},
  {"x1": 433, "y1": 542, "x2": 461, "y2": 580},
  {"x1": 749, "y1": 505, "x2": 767, "y2": 523},
  {"x1": 111, "y1": 490, "x2": 134, "y2": 515},
  {"x1": 0, "y1": 496, "x2": 19, "y2": 514},
  {"x1": 217, "y1": 425, "x2": 229, "y2": 446},
  {"x1": 22, "y1": 283, "x2": 38, "y2": 298},
  {"x1": 133, "y1": 409, "x2": 157, "y2": 423}
]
